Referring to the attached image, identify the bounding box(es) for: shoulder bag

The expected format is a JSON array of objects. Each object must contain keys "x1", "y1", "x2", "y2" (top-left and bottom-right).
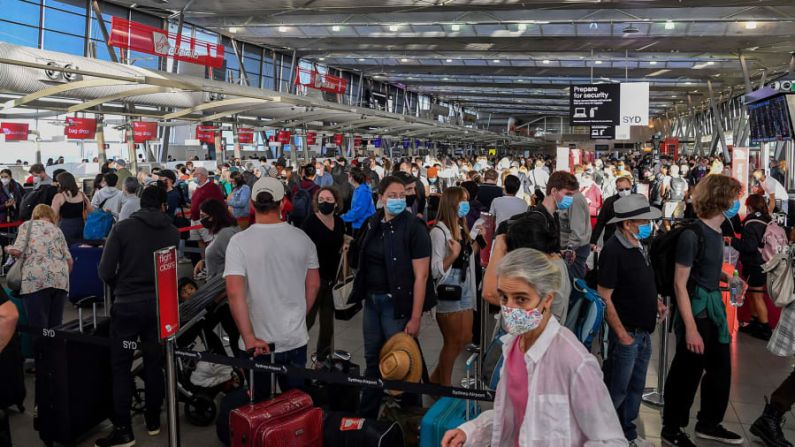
[
  {"x1": 432, "y1": 224, "x2": 463, "y2": 301},
  {"x1": 332, "y1": 251, "x2": 360, "y2": 320},
  {"x1": 7, "y1": 221, "x2": 33, "y2": 295}
]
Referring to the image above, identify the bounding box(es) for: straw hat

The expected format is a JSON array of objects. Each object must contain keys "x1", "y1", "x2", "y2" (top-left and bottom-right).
[{"x1": 379, "y1": 333, "x2": 423, "y2": 396}]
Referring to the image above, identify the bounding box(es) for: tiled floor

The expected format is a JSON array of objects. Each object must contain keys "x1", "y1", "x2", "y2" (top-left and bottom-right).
[{"x1": 8, "y1": 302, "x2": 795, "y2": 446}]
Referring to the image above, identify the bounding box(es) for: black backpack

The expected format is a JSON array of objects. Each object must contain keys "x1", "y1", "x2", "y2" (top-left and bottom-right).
[
  {"x1": 650, "y1": 220, "x2": 704, "y2": 302},
  {"x1": 649, "y1": 178, "x2": 664, "y2": 206},
  {"x1": 290, "y1": 184, "x2": 315, "y2": 223},
  {"x1": 669, "y1": 177, "x2": 687, "y2": 201},
  {"x1": 19, "y1": 185, "x2": 57, "y2": 221}
]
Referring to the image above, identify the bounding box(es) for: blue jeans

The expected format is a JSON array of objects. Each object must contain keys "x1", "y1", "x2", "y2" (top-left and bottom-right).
[
  {"x1": 603, "y1": 329, "x2": 652, "y2": 441},
  {"x1": 359, "y1": 293, "x2": 409, "y2": 417}
]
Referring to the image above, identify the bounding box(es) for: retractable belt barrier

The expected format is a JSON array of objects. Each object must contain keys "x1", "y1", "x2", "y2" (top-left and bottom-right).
[
  {"x1": 15, "y1": 324, "x2": 495, "y2": 402},
  {"x1": 0, "y1": 215, "x2": 247, "y2": 233}
]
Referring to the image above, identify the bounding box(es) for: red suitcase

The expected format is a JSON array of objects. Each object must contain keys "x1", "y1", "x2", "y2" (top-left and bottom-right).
[{"x1": 256, "y1": 406, "x2": 324, "y2": 446}]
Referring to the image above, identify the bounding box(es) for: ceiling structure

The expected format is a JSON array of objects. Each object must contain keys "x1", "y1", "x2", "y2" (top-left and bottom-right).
[{"x1": 108, "y1": 0, "x2": 795, "y2": 125}]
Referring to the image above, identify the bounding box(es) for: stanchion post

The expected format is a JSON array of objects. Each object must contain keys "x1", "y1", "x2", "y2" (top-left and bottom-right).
[
  {"x1": 165, "y1": 337, "x2": 180, "y2": 447},
  {"x1": 642, "y1": 295, "x2": 671, "y2": 407}
]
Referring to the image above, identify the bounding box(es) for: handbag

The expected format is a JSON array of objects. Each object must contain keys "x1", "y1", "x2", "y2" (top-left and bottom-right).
[
  {"x1": 332, "y1": 252, "x2": 360, "y2": 320},
  {"x1": 7, "y1": 221, "x2": 32, "y2": 295},
  {"x1": 432, "y1": 224, "x2": 464, "y2": 302}
]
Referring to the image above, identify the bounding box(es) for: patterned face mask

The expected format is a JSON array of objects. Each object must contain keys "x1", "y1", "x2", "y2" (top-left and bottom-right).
[{"x1": 501, "y1": 305, "x2": 544, "y2": 335}]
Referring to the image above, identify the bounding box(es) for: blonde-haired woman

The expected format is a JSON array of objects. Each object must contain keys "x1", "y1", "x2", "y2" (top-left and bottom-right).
[
  {"x1": 429, "y1": 186, "x2": 479, "y2": 387},
  {"x1": 6, "y1": 204, "x2": 72, "y2": 332},
  {"x1": 442, "y1": 248, "x2": 625, "y2": 447}
]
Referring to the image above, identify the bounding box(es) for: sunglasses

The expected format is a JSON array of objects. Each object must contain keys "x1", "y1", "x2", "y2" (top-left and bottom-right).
[{"x1": 617, "y1": 188, "x2": 631, "y2": 192}]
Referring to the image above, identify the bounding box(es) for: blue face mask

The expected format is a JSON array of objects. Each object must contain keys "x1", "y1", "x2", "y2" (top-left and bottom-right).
[
  {"x1": 723, "y1": 199, "x2": 740, "y2": 219},
  {"x1": 634, "y1": 222, "x2": 653, "y2": 240},
  {"x1": 385, "y1": 198, "x2": 407, "y2": 215},
  {"x1": 556, "y1": 195, "x2": 573, "y2": 210},
  {"x1": 457, "y1": 201, "x2": 470, "y2": 218}
]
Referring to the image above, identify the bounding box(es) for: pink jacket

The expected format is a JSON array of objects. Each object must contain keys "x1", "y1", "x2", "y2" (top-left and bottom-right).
[
  {"x1": 459, "y1": 318, "x2": 626, "y2": 446},
  {"x1": 581, "y1": 183, "x2": 603, "y2": 218}
]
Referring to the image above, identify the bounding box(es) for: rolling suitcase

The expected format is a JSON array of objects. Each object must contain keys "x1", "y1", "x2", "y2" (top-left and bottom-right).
[
  {"x1": 5, "y1": 289, "x2": 32, "y2": 359},
  {"x1": 324, "y1": 412, "x2": 404, "y2": 447},
  {"x1": 0, "y1": 332, "x2": 25, "y2": 412},
  {"x1": 419, "y1": 353, "x2": 481, "y2": 447},
  {"x1": 229, "y1": 346, "x2": 322, "y2": 447},
  {"x1": 35, "y1": 315, "x2": 113, "y2": 446}
]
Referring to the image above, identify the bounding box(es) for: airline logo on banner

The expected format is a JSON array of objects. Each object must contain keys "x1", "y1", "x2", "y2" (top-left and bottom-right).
[
  {"x1": 131, "y1": 121, "x2": 157, "y2": 143},
  {"x1": 334, "y1": 134, "x2": 344, "y2": 146},
  {"x1": 277, "y1": 130, "x2": 291, "y2": 145},
  {"x1": 1, "y1": 123, "x2": 29, "y2": 141},
  {"x1": 64, "y1": 117, "x2": 97, "y2": 140},
  {"x1": 354, "y1": 135, "x2": 362, "y2": 147},
  {"x1": 109, "y1": 17, "x2": 224, "y2": 69},
  {"x1": 196, "y1": 125, "x2": 217, "y2": 144},
  {"x1": 306, "y1": 132, "x2": 317, "y2": 145},
  {"x1": 238, "y1": 128, "x2": 254, "y2": 144}
]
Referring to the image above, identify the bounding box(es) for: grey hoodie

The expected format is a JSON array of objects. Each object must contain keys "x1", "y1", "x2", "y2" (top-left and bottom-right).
[{"x1": 91, "y1": 186, "x2": 122, "y2": 217}]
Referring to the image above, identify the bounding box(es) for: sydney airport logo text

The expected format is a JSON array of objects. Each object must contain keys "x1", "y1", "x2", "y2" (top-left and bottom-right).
[{"x1": 152, "y1": 31, "x2": 200, "y2": 59}]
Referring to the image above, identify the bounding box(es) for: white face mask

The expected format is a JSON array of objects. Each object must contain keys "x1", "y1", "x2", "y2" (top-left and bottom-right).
[
  {"x1": 1, "y1": 178, "x2": 10, "y2": 186},
  {"x1": 32, "y1": 176, "x2": 41, "y2": 185},
  {"x1": 618, "y1": 189, "x2": 632, "y2": 198}
]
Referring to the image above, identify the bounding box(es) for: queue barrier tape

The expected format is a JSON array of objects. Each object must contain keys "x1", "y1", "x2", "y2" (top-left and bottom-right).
[
  {"x1": 0, "y1": 214, "x2": 249, "y2": 233},
  {"x1": 16, "y1": 324, "x2": 495, "y2": 402}
]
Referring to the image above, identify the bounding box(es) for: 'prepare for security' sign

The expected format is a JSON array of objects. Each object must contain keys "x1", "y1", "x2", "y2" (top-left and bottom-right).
[{"x1": 570, "y1": 84, "x2": 621, "y2": 126}]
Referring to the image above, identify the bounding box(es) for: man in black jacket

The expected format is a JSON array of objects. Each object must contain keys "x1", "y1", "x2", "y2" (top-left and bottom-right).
[
  {"x1": 95, "y1": 186, "x2": 180, "y2": 447},
  {"x1": 591, "y1": 176, "x2": 632, "y2": 248},
  {"x1": 19, "y1": 164, "x2": 57, "y2": 221}
]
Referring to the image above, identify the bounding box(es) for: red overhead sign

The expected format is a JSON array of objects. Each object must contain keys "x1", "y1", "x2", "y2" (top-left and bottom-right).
[
  {"x1": 0, "y1": 123, "x2": 28, "y2": 141},
  {"x1": 354, "y1": 135, "x2": 362, "y2": 147},
  {"x1": 64, "y1": 117, "x2": 97, "y2": 140},
  {"x1": 196, "y1": 125, "x2": 217, "y2": 144},
  {"x1": 131, "y1": 121, "x2": 157, "y2": 143},
  {"x1": 238, "y1": 128, "x2": 254, "y2": 144},
  {"x1": 109, "y1": 17, "x2": 224, "y2": 69},
  {"x1": 306, "y1": 132, "x2": 317, "y2": 145},
  {"x1": 334, "y1": 133, "x2": 344, "y2": 146},
  {"x1": 294, "y1": 67, "x2": 348, "y2": 94},
  {"x1": 277, "y1": 130, "x2": 291, "y2": 145},
  {"x1": 154, "y1": 246, "x2": 179, "y2": 340}
]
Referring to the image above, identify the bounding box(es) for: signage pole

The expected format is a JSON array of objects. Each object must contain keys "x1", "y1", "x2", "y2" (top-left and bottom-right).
[
  {"x1": 154, "y1": 246, "x2": 180, "y2": 447},
  {"x1": 642, "y1": 295, "x2": 670, "y2": 407},
  {"x1": 165, "y1": 337, "x2": 180, "y2": 447}
]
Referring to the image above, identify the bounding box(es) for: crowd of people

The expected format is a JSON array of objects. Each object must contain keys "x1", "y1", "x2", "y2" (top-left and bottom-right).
[{"x1": 0, "y1": 149, "x2": 794, "y2": 447}]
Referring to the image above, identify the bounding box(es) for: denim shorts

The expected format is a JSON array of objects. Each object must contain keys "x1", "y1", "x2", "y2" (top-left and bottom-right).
[{"x1": 436, "y1": 268, "x2": 476, "y2": 314}]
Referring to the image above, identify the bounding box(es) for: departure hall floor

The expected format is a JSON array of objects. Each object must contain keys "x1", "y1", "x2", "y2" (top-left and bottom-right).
[{"x1": 9, "y1": 300, "x2": 795, "y2": 447}]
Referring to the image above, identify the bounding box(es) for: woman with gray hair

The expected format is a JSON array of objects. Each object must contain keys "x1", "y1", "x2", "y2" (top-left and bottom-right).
[{"x1": 442, "y1": 248, "x2": 626, "y2": 447}]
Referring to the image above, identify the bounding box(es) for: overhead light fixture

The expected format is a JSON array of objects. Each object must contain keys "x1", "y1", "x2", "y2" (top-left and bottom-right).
[
  {"x1": 647, "y1": 69, "x2": 671, "y2": 77},
  {"x1": 493, "y1": 59, "x2": 501, "y2": 63},
  {"x1": 517, "y1": 23, "x2": 527, "y2": 31},
  {"x1": 665, "y1": 20, "x2": 675, "y2": 30},
  {"x1": 649, "y1": 60, "x2": 658, "y2": 65},
  {"x1": 706, "y1": 61, "x2": 715, "y2": 65},
  {"x1": 400, "y1": 58, "x2": 409, "y2": 62},
  {"x1": 443, "y1": 77, "x2": 449, "y2": 81},
  {"x1": 594, "y1": 60, "x2": 603, "y2": 64},
  {"x1": 331, "y1": 25, "x2": 340, "y2": 32},
  {"x1": 451, "y1": 24, "x2": 461, "y2": 31},
  {"x1": 445, "y1": 58, "x2": 453, "y2": 63},
  {"x1": 318, "y1": 57, "x2": 325, "y2": 61},
  {"x1": 389, "y1": 24, "x2": 399, "y2": 31},
  {"x1": 745, "y1": 21, "x2": 758, "y2": 29},
  {"x1": 589, "y1": 22, "x2": 598, "y2": 30},
  {"x1": 622, "y1": 25, "x2": 640, "y2": 34},
  {"x1": 278, "y1": 26, "x2": 288, "y2": 32},
  {"x1": 358, "y1": 58, "x2": 365, "y2": 61},
  {"x1": 542, "y1": 59, "x2": 551, "y2": 64},
  {"x1": 229, "y1": 27, "x2": 238, "y2": 34},
  {"x1": 685, "y1": 81, "x2": 693, "y2": 85}
]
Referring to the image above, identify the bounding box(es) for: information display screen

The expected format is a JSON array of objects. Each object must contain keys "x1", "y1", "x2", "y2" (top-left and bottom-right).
[{"x1": 749, "y1": 95, "x2": 793, "y2": 143}]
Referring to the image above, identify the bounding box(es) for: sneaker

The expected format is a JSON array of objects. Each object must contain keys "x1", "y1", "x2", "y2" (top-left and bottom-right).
[
  {"x1": 750, "y1": 398, "x2": 793, "y2": 447},
  {"x1": 694, "y1": 423, "x2": 744, "y2": 445},
  {"x1": 662, "y1": 428, "x2": 697, "y2": 447},
  {"x1": 145, "y1": 413, "x2": 161, "y2": 436},
  {"x1": 95, "y1": 426, "x2": 135, "y2": 447},
  {"x1": 628, "y1": 436, "x2": 655, "y2": 447}
]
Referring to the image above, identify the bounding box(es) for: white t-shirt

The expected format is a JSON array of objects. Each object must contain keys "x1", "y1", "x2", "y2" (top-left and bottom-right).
[
  {"x1": 489, "y1": 195, "x2": 529, "y2": 228},
  {"x1": 224, "y1": 223, "x2": 319, "y2": 353},
  {"x1": 764, "y1": 177, "x2": 789, "y2": 208}
]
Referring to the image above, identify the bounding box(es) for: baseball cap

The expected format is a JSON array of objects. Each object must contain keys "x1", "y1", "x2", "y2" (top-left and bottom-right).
[{"x1": 251, "y1": 177, "x2": 285, "y2": 202}]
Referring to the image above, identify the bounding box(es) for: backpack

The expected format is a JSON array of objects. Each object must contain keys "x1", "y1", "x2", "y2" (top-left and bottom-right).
[
  {"x1": 650, "y1": 221, "x2": 704, "y2": 300},
  {"x1": 564, "y1": 278, "x2": 606, "y2": 347},
  {"x1": 762, "y1": 251, "x2": 795, "y2": 307},
  {"x1": 669, "y1": 177, "x2": 687, "y2": 201},
  {"x1": 19, "y1": 185, "x2": 57, "y2": 221},
  {"x1": 83, "y1": 199, "x2": 114, "y2": 240},
  {"x1": 746, "y1": 218, "x2": 788, "y2": 263},
  {"x1": 649, "y1": 178, "x2": 664, "y2": 206},
  {"x1": 290, "y1": 184, "x2": 315, "y2": 223}
]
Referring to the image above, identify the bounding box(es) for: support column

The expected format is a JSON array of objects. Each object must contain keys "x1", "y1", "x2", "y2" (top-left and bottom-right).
[
  {"x1": 91, "y1": 0, "x2": 118, "y2": 63},
  {"x1": 707, "y1": 80, "x2": 730, "y2": 163},
  {"x1": 95, "y1": 115, "x2": 107, "y2": 164},
  {"x1": 287, "y1": 50, "x2": 298, "y2": 94},
  {"x1": 160, "y1": 10, "x2": 185, "y2": 163}
]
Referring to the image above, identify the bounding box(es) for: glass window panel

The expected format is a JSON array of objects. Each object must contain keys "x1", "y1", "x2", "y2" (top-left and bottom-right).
[
  {"x1": 129, "y1": 50, "x2": 159, "y2": 69},
  {"x1": 243, "y1": 57, "x2": 260, "y2": 77},
  {"x1": 44, "y1": 7, "x2": 85, "y2": 34},
  {"x1": 90, "y1": 38, "x2": 113, "y2": 60},
  {"x1": 194, "y1": 27, "x2": 217, "y2": 45},
  {"x1": 131, "y1": 10, "x2": 159, "y2": 27},
  {"x1": 89, "y1": 18, "x2": 112, "y2": 41},
  {"x1": 44, "y1": 0, "x2": 85, "y2": 15},
  {"x1": 2, "y1": 0, "x2": 41, "y2": 26},
  {"x1": 0, "y1": 21, "x2": 39, "y2": 47},
  {"x1": 224, "y1": 52, "x2": 239, "y2": 70},
  {"x1": 242, "y1": 43, "x2": 260, "y2": 59},
  {"x1": 43, "y1": 30, "x2": 84, "y2": 55}
]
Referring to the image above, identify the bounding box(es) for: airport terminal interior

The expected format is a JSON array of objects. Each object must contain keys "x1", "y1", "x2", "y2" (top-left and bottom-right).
[{"x1": 2, "y1": 1, "x2": 795, "y2": 447}]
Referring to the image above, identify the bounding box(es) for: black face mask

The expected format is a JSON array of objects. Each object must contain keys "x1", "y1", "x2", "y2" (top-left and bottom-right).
[
  {"x1": 405, "y1": 195, "x2": 416, "y2": 207},
  {"x1": 318, "y1": 202, "x2": 336, "y2": 215},
  {"x1": 200, "y1": 217, "x2": 212, "y2": 229}
]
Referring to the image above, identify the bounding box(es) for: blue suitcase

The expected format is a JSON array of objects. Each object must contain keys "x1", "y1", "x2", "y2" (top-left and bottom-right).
[
  {"x1": 419, "y1": 354, "x2": 480, "y2": 447},
  {"x1": 68, "y1": 244, "x2": 106, "y2": 328}
]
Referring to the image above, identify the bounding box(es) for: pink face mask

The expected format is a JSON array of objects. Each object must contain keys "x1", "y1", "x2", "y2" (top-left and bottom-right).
[{"x1": 501, "y1": 305, "x2": 544, "y2": 335}]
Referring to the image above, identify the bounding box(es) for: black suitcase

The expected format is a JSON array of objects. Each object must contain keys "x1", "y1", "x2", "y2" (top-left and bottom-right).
[
  {"x1": 324, "y1": 412, "x2": 404, "y2": 447},
  {"x1": 35, "y1": 316, "x2": 113, "y2": 446},
  {"x1": 0, "y1": 333, "x2": 25, "y2": 412}
]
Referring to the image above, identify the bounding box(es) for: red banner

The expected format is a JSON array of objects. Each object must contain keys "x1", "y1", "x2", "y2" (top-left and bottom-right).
[
  {"x1": 238, "y1": 128, "x2": 254, "y2": 144},
  {"x1": 294, "y1": 67, "x2": 348, "y2": 94},
  {"x1": 154, "y1": 247, "x2": 179, "y2": 340},
  {"x1": 131, "y1": 121, "x2": 157, "y2": 143},
  {"x1": 64, "y1": 117, "x2": 97, "y2": 140},
  {"x1": 334, "y1": 133, "x2": 344, "y2": 146},
  {"x1": 196, "y1": 125, "x2": 217, "y2": 144},
  {"x1": 354, "y1": 135, "x2": 362, "y2": 147},
  {"x1": 109, "y1": 17, "x2": 224, "y2": 69},
  {"x1": 0, "y1": 123, "x2": 28, "y2": 141},
  {"x1": 306, "y1": 131, "x2": 317, "y2": 145},
  {"x1": 277, "y1": 130, "x2": 291, "y2": 145}
]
